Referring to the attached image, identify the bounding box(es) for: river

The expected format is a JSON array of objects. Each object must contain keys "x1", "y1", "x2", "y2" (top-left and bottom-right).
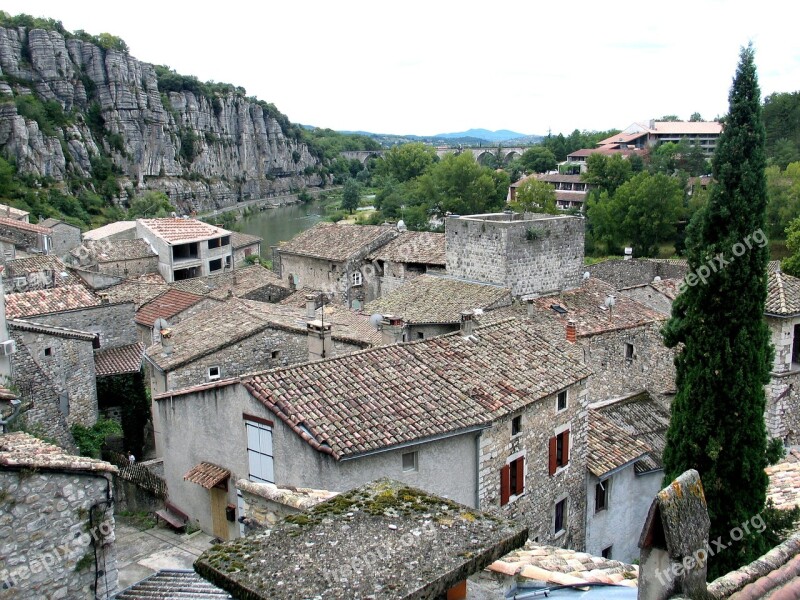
[{"x1": 236, "y1": 200, "x2": 325, "y2": 256}]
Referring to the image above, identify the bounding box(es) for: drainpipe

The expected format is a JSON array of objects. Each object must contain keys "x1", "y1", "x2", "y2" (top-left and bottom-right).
[{"x1": 474, "y1": 430, "x2": 482, "y2": 509}]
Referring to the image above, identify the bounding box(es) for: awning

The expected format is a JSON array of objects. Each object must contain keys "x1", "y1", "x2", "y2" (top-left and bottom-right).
[{"x1": 183, "y1": 462, "x2": 230, "y2": 489}]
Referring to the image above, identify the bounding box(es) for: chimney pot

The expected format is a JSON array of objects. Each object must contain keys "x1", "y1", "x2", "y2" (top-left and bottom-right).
[
  {"x1": 307, "y1": 319, "x2": 332, "y2": 361},
  {"x1": 305, "y1": 294, "x2": 317, "y2": 319},
  {"x1": 381, "y1": 314, "x2": 405, "y2": 345},
  {"x1": 460, "y1": 310, "x2": 474, "y2": 337},
  {"x1": 526, "y1": 298, "x2": 535, "y2": 317},
  {"x1": 566, "y1": 320, "x2": 577, "y2": 343}
]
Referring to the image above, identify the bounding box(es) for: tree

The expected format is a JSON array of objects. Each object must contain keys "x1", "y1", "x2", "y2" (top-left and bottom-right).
[
  {"x1": 781, "y1": 215, "x2": 800, "y2": 276},
  {"x1": 375, "y1": 142, "x2": 437, "y2": 183},
  {"x1": 127, "y1": 191, "x2": 175, "y2": 218},
  {"x1": 689, "y1": 112, "x2": 703, "y2": 122},
  {"x1": 766, "y1": 162, "x2": 800, "y2": 239},
  {"x1": 341, "y1": 179, "x2": 361, "y2": 214},
  {"x1": 519, "y1": 146, "x2": 557, "y2": 173},
  {"x1": 660, "y1": 114, "x2": 680, "y2": 122},
  {"x1": 661, "y1": 45, "x2": 782, "y2": 577},
  {"x1": 582, "y1": 153, "x2": 633, "y2": 197},
  {"x1": 511, "y1": 179, "x2": 558, "y2": 214}
]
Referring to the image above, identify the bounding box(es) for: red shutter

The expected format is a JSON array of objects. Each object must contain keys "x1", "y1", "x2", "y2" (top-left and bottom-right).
[
  {"x1": 548, "y1": 436, "x2": 557, "y2": 476},
  {"x1": 515, "y1": 457, "x2": 525, "y2": 495},
  {"x1": 500, "y1": 465, "x2": 510, "y2": 506},
  {"x1": 563, "y1": 430, "x2": 570, "y2": 465}
]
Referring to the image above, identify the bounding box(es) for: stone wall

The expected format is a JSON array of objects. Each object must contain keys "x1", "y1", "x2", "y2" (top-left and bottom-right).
[
  {"x1": 12, "y1": 329, "x2": 98, "y2": 428},
  {"x1": 767, "y1": 371, "x2": 800, "y2": 444},
  {"x1": 33, "y1": 302, "x2": 137, "y2": 350},
  {"x1": 619, "y1": 284, "x2": 673, "y2": 316},
  {"x1": 445, "y1": 213, "x2": 583, "y2": 297},
  {"x1": 236, "y1": 479, "x2": 336, "y2": 535},
  {"x1": 0, "y1": 469, "x2": 118, "y2": 598},
  {"x1": 97, "y1": 256, "x2": 159, "y2": 279},
  {"x1": 588, "y1": 258, "x2": 688, "y2": 289},
  {"x1": 477, "y1": 378, "x2": 588, "y2": 549},
  {"x1": 50, "y1": 224, "x2": 82, "y2": 258},
  {"x1": 0, "y1": 223, "x2": 45, "y2": 253}
]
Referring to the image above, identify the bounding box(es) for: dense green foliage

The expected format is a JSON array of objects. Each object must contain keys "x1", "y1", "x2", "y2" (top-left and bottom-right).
[
  {"x1": 540, "y1": 129, "x2": 620, "y2": 161},
  {"x1": 126, "y1": 191, "x2": 175, "y2": 219},
  {"x1": 517, "y1": 146, "x2": 557, "y2": 174},
  {"x1": 661, "y1": 46, "x2": 790, "y2": 577},
  {"x1": 341, "y1": 179, "x2": 361, "y2": 214},
  {"x1": 763, "y1": 92, "x2": 800, "y2": 168},
  {"x1": 510, "y1": 179, "x2": 558, "y2": 214},
  {"x1": 96, "y1": 372, "x2": 150, "y2": 459},
  {"x1": 71, "y1": 418, "x2": 122, "y2": 458}
]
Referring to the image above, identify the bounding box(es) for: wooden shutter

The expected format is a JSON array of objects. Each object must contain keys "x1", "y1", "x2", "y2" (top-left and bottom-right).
[
  {"x1": 515, "y1": 457, "x2": 525, "y2": 495},
  {"x1": 548, "y1": 436, "x2": 557, "y2": 475},
  {"x1": 563, "y1": 430, "x2": 570, "y2": 465},
  {"x1": 500, "y1": 465, "x2": 510, "y2": 506}
]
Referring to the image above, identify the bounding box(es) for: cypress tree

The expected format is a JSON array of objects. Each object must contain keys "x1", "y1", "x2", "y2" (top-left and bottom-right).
[{"x1": 661, "y1": 44, "x2": 774, "y2": 576}]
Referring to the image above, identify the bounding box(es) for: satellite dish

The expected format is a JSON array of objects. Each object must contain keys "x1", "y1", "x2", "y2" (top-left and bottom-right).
[
  {"x1": 604, "y1": 295, "x2": 616, "y2": 308},
  {"x1": 369, "y1": 313, "x2": 384, "y2": 330},
  {"x1": 653, "y1": 276, "x2": 662, "y2": 282},
  {"x1": 583, "y1": 271, "x2": 590, "y2": 280},
  {"x1": 397, "y1": 220, "x2": 407, "y2": 232}
]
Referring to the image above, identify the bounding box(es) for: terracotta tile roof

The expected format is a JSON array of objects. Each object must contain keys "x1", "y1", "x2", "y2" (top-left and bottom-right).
[
  {"x1": 114, "y1": 570, "x2": 232, "y2": 600},
  {"x1": 231, "y1": 231, "x2": 262, "y2": 249},
  {"x1": 235, "y1": 479, "x2": 338, "y2": 511},
  {"x1": 530, "y1": 278, "x2": 665, "y2": 337},
  {"x1": 5, "y1": 284, "x2": 101, "y2": 319},
  {"x1": 277, "y1": 222, "x2": 395, "y2": 262},
  {"x1": 0, "y1": 216, "x2": 52, "y2": 234},
  {"x1": 94, "y1": 342, "x2": 144, "y2": 377},
  {"x1": 596, "y1": 130, "x2": 649, "y2": 147},
  {"x1": 649, "y1": 120, "x2": 722, "y2": 135},
  {"x1": 0, "y1": 203, "x2": 29, "y2": 220},
  {"x1": 134, "y1": 288, "x2": 205, "y2": 327},
  {"x1": 766, "y1": 448, "x2": 800, "y2": 511},
  {"x1": 555, "y1": 190, "x2": 587, "y2": 202},
  {"x1": 0, "y1": 432, "x2": 116, "y2": 473},
  {"x1": 195, "y1": 479, "x2": 527, "y2": 600},
  {"x1": 40, "y1": 217, "x2": 79, "y2": 230},
  {"x1": 487, "y1": 541, "x2": 639, "y2": 588},
  {"x1": 8, "y1": 318, "x2": 97, "y2": 342},
  {"x1": 98, "y1": 273, "x2": 170, "y2": 308},
  {"x1": 75, "y1": 239, "x2": 157, "y2": 263},
  {"x1": 3, "y1": 254, "x2": 82, "y2": 286},
  {"x1": 587, "y1": 410, "x2": 652, "y2": 478},
  {"x1": 568, "y1": 147, "x2": 643, "y2": 159},
  {"x1": 589, "y1": 391, "x2": 670, "y2": 474},
  {"x1": 766, "y1": 270, "x2": 800, "y2": 316},
  {"x1": 364, "y1": 274, "x2": 511, "y2": 324},
  {"x1": 171, "y1": 264, "x2": 287, "y2": 300},
  {"x1": 83, "y1": 221, "x2": 137, "y2": 241},
  {"x1": 184, "y1": 462, "x2": 230, "y2": 489},
  {"x1": 277, "y1": 287, "x2": 316, "y2": 306},
  {"x1": 650, "y1": 277, "x2": 682, "y2": 301},
  {"x1": 138, "y1": 218, "x2": 231, "y2": 243},
  {"x1": 367, "y1": 231, "x2": 446, "y2": 265},
  {"x1": 243, "y1": 319, "x2": 590, "y2": 460}
]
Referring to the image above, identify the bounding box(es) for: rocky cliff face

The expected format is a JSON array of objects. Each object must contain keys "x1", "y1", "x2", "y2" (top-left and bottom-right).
[{"x1": 0, "y1": 26, "x2": 322, "y2": 211}]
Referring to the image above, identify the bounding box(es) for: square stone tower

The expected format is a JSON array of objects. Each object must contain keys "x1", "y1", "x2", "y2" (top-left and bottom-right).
[{"x1": 445, "y1": 212, "x2": 584, "y2": 297}]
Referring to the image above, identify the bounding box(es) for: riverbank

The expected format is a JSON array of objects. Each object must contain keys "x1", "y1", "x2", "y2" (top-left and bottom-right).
[{"x1": 197, "y1": 186, "x2": 340, "y2": 218}]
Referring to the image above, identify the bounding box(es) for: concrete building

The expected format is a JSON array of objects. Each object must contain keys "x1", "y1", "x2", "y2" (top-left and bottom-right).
[
  {"x1": 68, "y1": 238, "x2": 159, "y2": 278},
  {"x1": 39, "y1": 217, "x2": 82, "y2": 256},
  {"x1": 364, "y1": 273, "x2": 512, "y2": 340},
  {"x1": 274, "y1": 222, "x2": 397, "y2": 309},
  {"x1": 0, "y1": 217, "x2": 52, "y2": 254},
  {"x1": 0, "y1": 432, "x2": 119, "y2": 599},
  {"x1": 136, "y1": 218, "x2": 234, "y2": 283},
  {"x1": 508, "y1": 173, "x2": 590, "y2": 211},
  {"x1": 445, "y1": 212, "x2": 583, "y2": 297},
  {"x1": 364, "y1": 230, "x2": 446, "y2": 298},
  {"x1": 231, "y1": 231, "x2": 262, "y2": 267},
  {"x1": 154, "y1": 319, "x2": 591, "y2": 545}
]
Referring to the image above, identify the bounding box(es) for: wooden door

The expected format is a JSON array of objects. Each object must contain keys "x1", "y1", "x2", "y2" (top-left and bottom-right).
[{"x1": 210, "y1": 488, "x2": 229, "y2": 541}]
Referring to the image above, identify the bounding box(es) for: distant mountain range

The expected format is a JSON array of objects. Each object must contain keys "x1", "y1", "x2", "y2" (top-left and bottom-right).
[
  {"x1": 335, "y1": 128, "x2": 543, "y2": 147},
  {"x1": 434, "y1": 129, "x2": 528, "y2": 142}
]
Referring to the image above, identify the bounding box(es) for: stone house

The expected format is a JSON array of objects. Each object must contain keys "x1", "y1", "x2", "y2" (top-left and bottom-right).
[
  {"x1": 2, "y1": 255, "x2": 83, "y2": 293},
  {"x1": 136, "y1": 218, "x2": 234, "y2": 283},
  {"x1": 584, "y1": 391, "x2": 669, "y2": 563},
  {"x1": 153, "y1": 319, "x2": 592, "y2": 546},
  {"x1": 587, "y1": 257, "x2": 689, "y2": 290},
  {"x1": 0, "y1": 217, "x2": 52, "y2": 254},
  {"x1": 274, "y1": 222, "x2": 397, "y2": 309},
  {"x1": 39, "y1": 217, "x2": 82, "y2": 257},
  {"x1": 0, "y1": 432, "x2": 119, "y2": 599},
  {"x1": 364, "y1": 230, "x2": 446, "y2": 298},
  {"x1": 134, "y1": 288, "x2": 210, "y2": 345},
  {"x1": 95, "y1": 273, "x2": 170, "y2": 309},
  {"x1": 67, "y1": 238, "x2": 159, "y2": 278},
  {"x1": 364, "y1": 273, "x2": 512, "y2": 340},
  {"x1": 231, "y1": 231, "x2": 262, "y2": 267},
  {"x1": 82, "y1": 220, "x2": 137, "y2": 242},
  {"x1": 0, "y1": 202, "x2": 29, "y2": 222},
  {"x1": 170, "y1": 264, "x2": 293, "y2": 304},
  {"x1": 445, "y1": 212, "x2": 583, "y2": 297}
]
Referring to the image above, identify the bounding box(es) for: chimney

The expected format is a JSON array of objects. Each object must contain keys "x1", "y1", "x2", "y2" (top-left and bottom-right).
[
  {"x1": 460, "y1": 310, "x2": 474, "y2": 337},
  {"x1": 526, "y1": 298, "x2": 535, "y2": 318},
  {"x1": 381, "y1": 315, "x2": 404, "y2": 345},
  {"x1": 160, "y1": 328, "x2": 174, "y2": 356},
  {"x1": 566, "y1": 320, "x2": 577, "y2": 343},
  {"x1": 307, "y1": 319, "x2": 332, "y2": 362},
  {"x1": 305, "y1": 294, "x2": 317, "y2": 319}
]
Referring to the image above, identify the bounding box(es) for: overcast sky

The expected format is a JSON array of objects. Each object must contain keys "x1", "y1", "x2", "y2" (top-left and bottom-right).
[{"x1": 4, "y1": 1, "x2": 799, "y2": 136}]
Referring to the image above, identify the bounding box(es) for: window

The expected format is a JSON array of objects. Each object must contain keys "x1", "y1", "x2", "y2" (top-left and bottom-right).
[
  {"x1": 402, "y1": 451, "x2": 418, "y2": 472},
  {"x1": 208, "y1": 366, "x2": 221, "y2": 381},
  {"x1": 554, "y1": 498, "x2": 567, "y2": 534},
  {"x1": 225, "y1": 255, "x2": 232, "y2": 268},
  {"x1": 417, "y1": 332, "x2": 424, "y2": 339},
  {"x1": 595, "y1": 479, "x2": 609, "y2": 512},
  {"x1": 209, "y1": 258, "x2": 223, "y2": 272},
  {"x1": 625, "y1": 343, "x2": 634, "y2": 361},
  {"x1": 351, "y1": 271, "x2": 362, "y2": 286},
  {"x1": 601, "y1": 546, "x2": 613, "y2": 559},
  {"x1": 511, "y1": 415, "x2": 522, "y2": 437},
  {"x1": 500, "y1": 455, "x2": 525, "y2": 506},
  {"x1": 271, "y1": 350, "x2": 281, "y2": 359},
  {"x1": 548, "y1": 429, "x2": 570, "y2": 475},
  {"x1": 557, "y1": 390, "x2": 567, "y2": 411},
  {"x1": 244, "y1": 248, "x2": 253, "y2": 257},
  {"x1": 44, "y1": 347, "x2": 53, "y2": 357},
  {"x1": 245, "y1": 419, "x2": 274, "y2": 484},
  {"x1": 221, "y1": 235, "x2": 231, "y2": 247}
]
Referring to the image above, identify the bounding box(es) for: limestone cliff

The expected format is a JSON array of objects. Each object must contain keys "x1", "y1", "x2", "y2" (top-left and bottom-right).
[{"x1": 0, "y1": 25, "x2": 322, "y2": 212}]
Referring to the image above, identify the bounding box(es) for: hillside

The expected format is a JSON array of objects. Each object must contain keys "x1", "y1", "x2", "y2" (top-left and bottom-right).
[{"x1": 0, "y1": 14, "x2": 322, "y2": 220}]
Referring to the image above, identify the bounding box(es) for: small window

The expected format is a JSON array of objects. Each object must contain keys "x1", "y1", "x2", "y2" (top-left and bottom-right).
[
  {"x1": 44, "y1": 347, "x2": 53, "y2": 357},
  {"x1": 271, "y1": 350, "x2": 280, "y2": 359},
  {"x1": 209, "y1": 258, "x2": 223, "y2": 272},
  {"x1": 500, "y1": 455, "x2": 525, "y2": 506},
  {"x1": 549, "y1": 429, "x2": 570, "y2": 475},
  {"x1": 351, "y1": 271, "x2": 363, "y2": 286},
  {"x1": 625, "y1": 342, "x2": 634, "y2": 361},
  {"x1": 208, "y1": 366, "x2": 221, "y2": 381},
  {"x1": 225, "y1": 255, "x2": 232, "y2": 268},
  {"x1": 554, "y1": 498, "x2": 567, "y2": 534},
  {"x1": 221, "y1": 235, "x2": 231, "y2": 247},
  {"x1": 417, "y1": 332, "x2": 424, "y2": 339},
  {"x1": 511, "y1": 415, "x2": 522, "y2": 436},
  {"x1": 595, "y1": 479, "x2": 609, "y2": 512},
  {"x1": 557, "y1": 390, "x2": 567, "y2": 411},
  {"x1": 402, "y1": 451, "x2": 418, "y2": 472},
  {"x1": 208, "y1": 238, "x2": 221, "y2": 249},
  {"x1": 601, "y1": 546, "x2": 613, "y2": 559}
]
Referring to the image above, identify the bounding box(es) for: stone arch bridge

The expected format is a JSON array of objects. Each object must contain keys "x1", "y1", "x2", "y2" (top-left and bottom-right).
[{"x1": 340, "y1": 146, "x2": 528, "y2": 167}]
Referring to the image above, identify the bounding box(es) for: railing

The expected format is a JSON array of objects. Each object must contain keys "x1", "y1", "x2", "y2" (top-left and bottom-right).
[{"x1": 108, "y1": 452, "x2": 167, "y2": 498}]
